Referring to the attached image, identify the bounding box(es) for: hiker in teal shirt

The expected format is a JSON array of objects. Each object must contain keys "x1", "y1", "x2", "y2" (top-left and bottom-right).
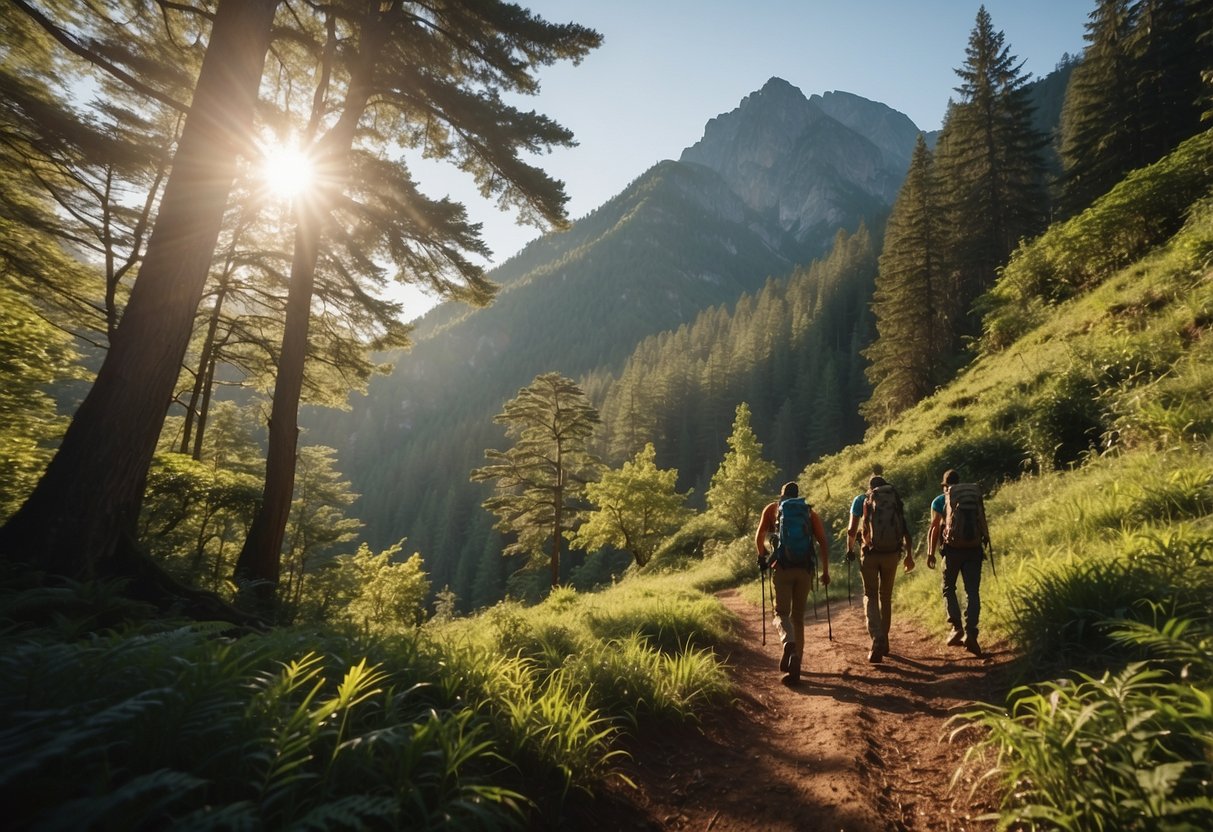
[{"x1": 927, "y1": 469, "x2": 989, "y2": 656}]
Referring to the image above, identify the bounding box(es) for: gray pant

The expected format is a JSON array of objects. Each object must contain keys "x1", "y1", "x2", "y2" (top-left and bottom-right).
[{"x1": 942, "y1": 548, "x2": 982, "y2": 637}]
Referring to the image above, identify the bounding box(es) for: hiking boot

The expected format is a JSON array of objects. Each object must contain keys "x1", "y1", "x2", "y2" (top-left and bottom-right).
[
  {"x1": 877, "y1": 636, "x2": 890, "y2": 658},
  {"x1": 947, "y1": 629, "x2": 965, "y2": 647},
  {"x1": 867, "y1": 641, "x2": 882, "y2": 664},
  {"x1": 964, "y1": 636, "x2": 982, "y2": 656},
  {"x1": 782, "y1": 656, "x2": 801, "y2": 686},
  {"x1": 780, "y1": 643, "x2": 796, "y2": 672}
]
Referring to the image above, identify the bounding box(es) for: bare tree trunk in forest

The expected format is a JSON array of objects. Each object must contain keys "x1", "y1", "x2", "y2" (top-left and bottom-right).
[
  {"x1": 234, "y1": 207, "x2": 321, "y2": 601},
  {"x1": 180, "y1": 277, "x2": 230, "y2": 456},
  {"x1": 0, "y1": 0, "x2": 279, "y2": 581}
]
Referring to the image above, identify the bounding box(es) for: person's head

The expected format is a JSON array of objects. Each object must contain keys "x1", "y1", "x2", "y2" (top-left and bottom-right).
[
  {"x1": 870, "y1": 463, "x2": 884, "y2": 476},
  {"x1": 869, "y1": 474, "x2": 887, "y2": 490},
  {"x1": 780, "y1": 481, "x2": 798, "y2": 499},
  {"x1": 941, "y1": 469, "x2": 960, "y2": 488}
]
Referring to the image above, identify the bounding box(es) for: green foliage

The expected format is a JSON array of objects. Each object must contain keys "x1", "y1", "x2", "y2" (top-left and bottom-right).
[
  {"x1": 0, "y1": 622, "x2": 528, "y2": 831},
  {"x1": 471, "y1": 373, "x2": 601, "y2": 581},
  {"x1": 957, "y1": 615, "x2": 1213, "y2": 831},
  {"x1": 0, "y1": 286, "x2": 78, "y2": 519},
  {"x1": 298, "y1": 541, "x2": 430, "y2": 635},
  {"x1": 573, "y1": 443, "x2": 690, "y2": 567},
  {"x1": 706, "y1": 403, "x2": 778, "y2": 536},
  {"x1": 983, "y1": 131, "x2": 1213, "y2": 349},
  {"x1": 863, "y1": 135, "x2": 951, "y2": 424}
]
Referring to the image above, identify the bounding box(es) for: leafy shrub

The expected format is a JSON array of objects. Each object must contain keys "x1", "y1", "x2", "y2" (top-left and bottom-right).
[{"x1": 1018, "y1": 369, "x2": 1109, "y2": 471}]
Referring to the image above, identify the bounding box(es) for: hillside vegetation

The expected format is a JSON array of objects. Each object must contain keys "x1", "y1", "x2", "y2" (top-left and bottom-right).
[
  {"x1": 6, "y1": 132, "x2": 1211, "y2": 830},
  {"x1": 787, "y1": 130, "x2": 1213, "y2": 827}
]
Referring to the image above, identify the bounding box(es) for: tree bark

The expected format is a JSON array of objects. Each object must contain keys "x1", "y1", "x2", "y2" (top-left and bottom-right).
[{"x1": 0, "y1": 0, "x2": 279, "y2": 578}]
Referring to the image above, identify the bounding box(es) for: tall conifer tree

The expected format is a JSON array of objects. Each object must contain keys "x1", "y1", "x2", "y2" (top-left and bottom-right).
[
  {"x1": 862, "y1": 135, "x2": 949, "y2": 424},
  {"x1": 1059, "y1": 0, "x2": 1143, "y2": 216},
  {"x1": 935, "y1": 6, "x2": 1048, "y2": 344}
]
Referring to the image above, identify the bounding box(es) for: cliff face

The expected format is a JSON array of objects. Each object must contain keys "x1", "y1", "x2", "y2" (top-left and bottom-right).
[{"x1": 680, "y1": 77, "x2": 919, "y2": 252}]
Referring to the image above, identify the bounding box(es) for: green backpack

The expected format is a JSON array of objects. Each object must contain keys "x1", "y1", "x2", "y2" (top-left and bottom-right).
[{"x1": 862, "y1": 484, "x2": 906, "y2": 554}]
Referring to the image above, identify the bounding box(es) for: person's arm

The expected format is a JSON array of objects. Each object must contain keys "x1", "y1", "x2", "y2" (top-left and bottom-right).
[
  {"x1": 927, "y1": 510, "x2": 943, "y2": 566},
  {"x1": 902, "y1": 513, "x2": 915, "y2": 571},
  {"x1": 812, "y1": 512, "x2": 830, "y2": 585},
  {"x1": 846, "y1": 512, "x2": 860, "y2": 555},
  {"x1": 755, "y1": 503, "x2": 774, "y2": 558}
]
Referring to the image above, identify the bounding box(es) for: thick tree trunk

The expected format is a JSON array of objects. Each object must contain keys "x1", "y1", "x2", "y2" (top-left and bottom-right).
[{"x1": 0, "y1": 0, "x2": 279, "y2": 578}]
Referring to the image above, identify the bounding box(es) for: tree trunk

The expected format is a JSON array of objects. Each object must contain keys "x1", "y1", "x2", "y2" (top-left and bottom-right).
[
  {"x1": 233, "y1": 15, "x2": 384, "y2": 603},
  {"x1": 0, "y1": 0, "x2": 279, "y2": 578},
  {"x1": 234, "y1": 210, "x2": 320, "y2": 601},
  {"x1": 180, "y1": 277, "x2": 229, "y2": 456}
]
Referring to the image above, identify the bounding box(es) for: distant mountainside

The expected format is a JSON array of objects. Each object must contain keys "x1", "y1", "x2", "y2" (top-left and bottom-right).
[
  {"x1": 304, "y1": 76, "x2": 939, "y2": 597},
  {"x1": 680, "y1": 79, "x2": 915, "y2": 247}
]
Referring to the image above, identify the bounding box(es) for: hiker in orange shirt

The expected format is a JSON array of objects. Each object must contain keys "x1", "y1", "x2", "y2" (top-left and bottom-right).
[{"x1": 756, "y1": 481, "x2": 830, "y2": 685}]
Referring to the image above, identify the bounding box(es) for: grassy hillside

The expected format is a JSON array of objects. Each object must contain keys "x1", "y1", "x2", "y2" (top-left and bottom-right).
[
  {"x1": 6, "y1": 132, "x2": 1210, "y2": 830},
  {"x1": 781, "y1": 131, "x2": 1213, "y2": 827}
]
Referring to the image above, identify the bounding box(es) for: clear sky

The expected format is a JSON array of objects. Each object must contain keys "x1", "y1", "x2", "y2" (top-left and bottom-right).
[{"x1": 401, "y1": 0, "x2": 1092, "y2": 317}]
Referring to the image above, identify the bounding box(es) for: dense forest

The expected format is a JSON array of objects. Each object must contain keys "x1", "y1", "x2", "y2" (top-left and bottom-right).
[{"x1": 2, "y1": 0, "x2": 1212, "y2": 828}]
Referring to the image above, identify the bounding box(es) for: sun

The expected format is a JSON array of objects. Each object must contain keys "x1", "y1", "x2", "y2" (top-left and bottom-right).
[{"x1": 260, "y1": 140, "x2": 315, "y2": 201}]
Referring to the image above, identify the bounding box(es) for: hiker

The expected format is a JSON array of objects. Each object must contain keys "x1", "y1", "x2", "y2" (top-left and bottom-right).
[
  {"x1": 926, "y1": 469, "x2": 990, "y2": 656},
  {"x1": 846, "y1": 470, "x2": 913, "y2": 663},
  {"x1": 756, "y1": 481, "x2": 830, "y2": 685}
]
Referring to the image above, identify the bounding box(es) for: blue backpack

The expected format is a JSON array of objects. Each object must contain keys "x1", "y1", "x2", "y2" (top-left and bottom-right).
[{"x1": 775, "y1": 497, "x2": 814, "y2": 568}]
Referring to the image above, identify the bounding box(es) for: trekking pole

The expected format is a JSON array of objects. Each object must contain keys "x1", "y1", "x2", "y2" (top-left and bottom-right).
[
  {"x1": 824, "y1": 569, "x2": 833, "y2": 641},
  {"x1": 987, "y1": 541, "x2": 998, "y2": 577},
  {"x1": 760, "y1": 567, "x2": 767, "y2": 646},
  {"x1": 846, "y1": 555, "x2": 852, "y2": 605},
  {"x1": 810, "y1": 569, "x2": 818, "y2": 620}
]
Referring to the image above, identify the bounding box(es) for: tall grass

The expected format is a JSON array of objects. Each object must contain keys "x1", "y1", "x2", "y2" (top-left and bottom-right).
[{"x1": 956, "y1": 612, "x2": 1213, "y2": 831}]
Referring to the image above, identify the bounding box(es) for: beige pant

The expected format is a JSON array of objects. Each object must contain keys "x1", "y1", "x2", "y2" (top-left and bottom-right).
[
  {"x1": 772, "y1": 565, "x2": 812, "y2": 660},
  {"x1": 860, "y1": 550, "x2": 899, "y2": 640}
]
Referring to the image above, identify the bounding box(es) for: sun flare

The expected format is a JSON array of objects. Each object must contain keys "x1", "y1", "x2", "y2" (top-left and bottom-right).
[{"x1": 261, "y1": 142, "x2": 314, "y2": 201}]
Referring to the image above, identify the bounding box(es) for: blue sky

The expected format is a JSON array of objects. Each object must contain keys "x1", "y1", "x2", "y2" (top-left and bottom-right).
[{"x1": 402, "y1": 0, "x2": 1092, "y2": 317}]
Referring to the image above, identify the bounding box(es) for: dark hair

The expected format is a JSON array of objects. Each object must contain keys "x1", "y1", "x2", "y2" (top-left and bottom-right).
[
  {"x1": 941, "y1": 469, "x2": 960, "y2": 486},
  {"x1": 869, "y1": 475, "x2": 887, "y2": 490},
  {"x1": 870, "y1": 463, "x2": 884, "y2": 476},
  {"x1": 780, "y1": 481, "x2": 799, "y2": 499}
]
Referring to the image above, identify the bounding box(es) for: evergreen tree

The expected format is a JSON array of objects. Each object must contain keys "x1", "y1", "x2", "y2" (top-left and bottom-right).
[
  {"x1": 0, "y1": 0, "x2": 281, "y2": 590},
  {"x1": 935, "y1": 6, "x2": 1048, "y2": 344},
  {"x1": 1058, "y1": 0, "x2": 1144, "y2": 216},
  {"x1": 470, "y1": 373, "x2": 601, "y2": 587},
  {"x1": 573, "y1": 443, "x2": 690, "y2": 568},
  {"x1": 706, "y1": 403, "x2": 777, "y2": 536},
  {"x1": 862, "y1": 135, "x2": 950, "y2": 424},
  {"x1": 235, "y1": 1, "x2": 601, "y2": 604}
]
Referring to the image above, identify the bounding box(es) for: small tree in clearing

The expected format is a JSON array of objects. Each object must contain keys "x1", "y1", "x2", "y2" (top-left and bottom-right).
[
  {"x1": 706, "y1": 403, "x2": 778, "y2": 536},
  {"x1": 573, "y1": 443, "x2": 690, "y2": 568},
  {"x1": 471, "y1": 372, "x2": 601, "y2": 587}
]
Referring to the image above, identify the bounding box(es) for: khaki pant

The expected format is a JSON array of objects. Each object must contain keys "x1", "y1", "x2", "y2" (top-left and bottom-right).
[
  {"x1": 771, "y1": 565, "x2": 812, "y2": 661},
  {"x1": 859, "y1": 550, "x2": 899, "y2": 640}
]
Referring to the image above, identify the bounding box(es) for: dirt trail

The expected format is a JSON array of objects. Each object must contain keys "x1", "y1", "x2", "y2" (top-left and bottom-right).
[{"x1": 566, "y1": 586, "x2": 1015, "y2": 831}]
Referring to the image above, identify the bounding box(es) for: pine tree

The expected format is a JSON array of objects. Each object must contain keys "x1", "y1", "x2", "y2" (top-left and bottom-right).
[
  {"x1": 706, "y1": 403, "x2": 778, "y2": 536},
  {"x1": 1058, "y1": 0, "x2": 1143, "y2": 216},
  {"x1": 0, "y1": 0, "x2": 280, "y2": 589},
  {"x1": 470, "y1": 373, "x2": 601, "y2": 587},
  {"x1": 862, "y1": 135, "x2": 950, "y2": 424},
  {"x1": 235, "y1": 1, "x2": 601, "y2": 603},
  {"x1": 935, "y1": 7, "x2": 1048, "y2": 344}
]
